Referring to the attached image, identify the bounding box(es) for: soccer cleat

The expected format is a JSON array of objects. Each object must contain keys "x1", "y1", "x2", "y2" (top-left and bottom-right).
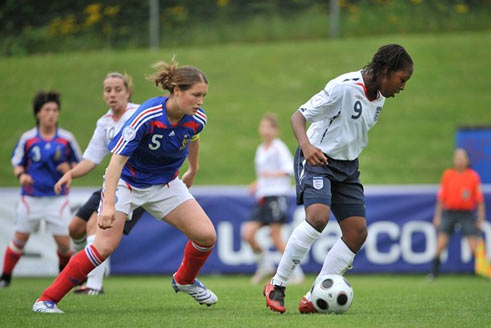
[
  {"x1": 32, "y1": 299, "x2": 64, "y2": 314},
  {"x1": 298, "y1": 292, "x2": 318, "y2": 314},
  {"x1": 171, "y1": 275, "x2": 218, "y2": 306},
  {"x1": 73, "y1": 285, "x2": 104, "y2": 295},
  {"x1": 263, "y1": 280, "x2": 286, "y2": 313},
  {"x1": 0, "y1": 280, "x2": 10, "y2": 288}
]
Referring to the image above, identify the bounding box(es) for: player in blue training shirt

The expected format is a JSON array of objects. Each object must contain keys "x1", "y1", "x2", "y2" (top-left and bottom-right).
[
  {"x1": 1, "y1": 90, "x2": 82, "y2": 288},
  {"x1": 33, "y1": 59, "x2": 217, "y2": 314}
]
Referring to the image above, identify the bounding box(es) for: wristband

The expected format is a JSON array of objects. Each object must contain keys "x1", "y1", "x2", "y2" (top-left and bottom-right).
[{"x1": 16, "y1": 172, "x2": 25, "y2": 180}]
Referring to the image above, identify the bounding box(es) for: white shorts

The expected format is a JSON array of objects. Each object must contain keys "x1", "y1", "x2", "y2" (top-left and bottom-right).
[
  {"x1": 15, "y1": 195, "x2": 71, "y2": 235},
  {"x1": 100, "y1": 178, "x2": 194, "y2": 220}
]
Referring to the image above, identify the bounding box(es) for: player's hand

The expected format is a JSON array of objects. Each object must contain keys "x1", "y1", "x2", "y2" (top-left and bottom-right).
[
  {"x1": 98, "y1": 206, "x2": 116, "y2": 230},
  {"x1": 54, "y1": 172, "x2": 72, "y2": 195},
  {"x1": 19, "y1": 173, "x2": 34, "y2": 186},
  {"x1": 56, "y1": 162, "x2": 71, "y2": 174},
  {"x1": 181, "y1": 170, "x2": 196, "y2": 188},
  {"x1": 301, "y1": 144, "x2": 328, "y2": 166}
]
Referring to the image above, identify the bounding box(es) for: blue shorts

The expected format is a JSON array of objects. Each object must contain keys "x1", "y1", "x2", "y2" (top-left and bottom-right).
[
  {"x1": 249, "y1": 196, "x2": 288, "y2": 225},
  {"x1": 439, "y1": 210, "x2": 478, "y2": 237},
  {"x1": 294, "y1": 147, "x2": 366, "y2": 221}
]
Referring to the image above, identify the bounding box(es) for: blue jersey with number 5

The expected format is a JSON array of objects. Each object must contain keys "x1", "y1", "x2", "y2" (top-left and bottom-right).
[{"x1": 108, "y1": 96, "x2": 206, "y2": 188}]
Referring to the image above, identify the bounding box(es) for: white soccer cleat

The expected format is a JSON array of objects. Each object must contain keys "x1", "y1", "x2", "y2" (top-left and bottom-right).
[
  {"x1": 32, "y1": 299, "x2": 64, "y2": 314},
  {"x1": 171, "y1": 274, "x2": 218, "y2": 306}
]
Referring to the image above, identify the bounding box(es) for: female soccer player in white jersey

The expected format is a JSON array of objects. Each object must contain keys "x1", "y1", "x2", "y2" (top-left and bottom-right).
[
  {"x1": 33, "y1": 59, "x2": 217, "y2": 313},
  {"x1": 264, "y1": 44, "x2": 414, "y2": 313},
  {"x1": 243, "y1": 113, "x2": 304, "y2": 284},
  {"x1": 1, "y1": 91, "x2": 82, "y2": 288},
  {"x1": 53, "y1": 72, "x2": 143, "y2": 295}
]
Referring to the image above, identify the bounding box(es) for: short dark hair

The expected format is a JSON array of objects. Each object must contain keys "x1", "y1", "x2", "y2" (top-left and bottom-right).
[
  {"x1": 33, "y1": 90, "x2": 60, "y2": 125},
  {"x1": 364, "y1": 44, "x2": 413, "y2": 80}
]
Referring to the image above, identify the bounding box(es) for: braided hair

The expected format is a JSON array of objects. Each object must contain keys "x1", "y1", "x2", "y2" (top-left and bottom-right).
[{"x1": 364, "y1": 44, "x2": 413, "y2": 81}]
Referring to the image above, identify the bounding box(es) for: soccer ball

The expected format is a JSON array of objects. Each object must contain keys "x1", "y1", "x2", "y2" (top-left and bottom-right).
[{"x1": 311, "y1": 274, "x2": 354, "y2": 314}]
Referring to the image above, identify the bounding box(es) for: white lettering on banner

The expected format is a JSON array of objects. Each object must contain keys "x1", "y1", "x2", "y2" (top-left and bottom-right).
[
  {"x1": 400, "y1": 221, "x2": 435, "y2": 264},
  {"x1": 217, "y1": 221, "x2": 254, "y2": 265},
  {"x1": 366, "y1": 222, "x2": 400, "y2": 264}
]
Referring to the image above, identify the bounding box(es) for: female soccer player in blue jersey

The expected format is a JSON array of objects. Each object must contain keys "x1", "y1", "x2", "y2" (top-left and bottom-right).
[
  {"x1": 33, "y1": 59, "x2": 217, "y2": 313},
  {"x1": 1, "y1": 90, "x2": 82, "y2": 288},
  {"x1": 54, "y1": 72, "x2": 144, "y2": 295},
  {"x1": 264, "y1": 44, "x2": 414, "y2": 313}
]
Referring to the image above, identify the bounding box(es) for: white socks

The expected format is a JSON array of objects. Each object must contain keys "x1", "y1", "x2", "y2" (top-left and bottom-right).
[
  {"x1": 317, "y1": 238, "x2": 355, "y2": 281},
  {"x1": 72, "y1": 236, "x2": 87, "y2": 253},
  {"x1": 86, "y1": 234, "x2": 109, "y2": 291},
  {"x1": 272, "y1": 220, "x2": 321, "y2": 286}
]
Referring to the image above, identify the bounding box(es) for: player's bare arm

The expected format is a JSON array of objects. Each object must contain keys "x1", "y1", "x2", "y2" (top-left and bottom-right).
[
  {"x1": 290, "y1": 111, "x2": 328, "y2": 166},
  {"x1": 182, "y1": 138, "x2": 200, "y2": 188},
  {"x1": 54, "y1": 159, "x2": 98, "y2": 194},
  {"x1": 98, "y1": 154, "x2": 128, "y2": 229}
]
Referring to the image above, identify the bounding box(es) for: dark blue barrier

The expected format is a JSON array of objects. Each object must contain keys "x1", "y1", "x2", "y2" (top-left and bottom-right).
[
  {"x1": 456, "y1": 126, "x2": 491, "y2": 183},
  {"x1": 111, "y1": 186, "x2": 491, "y2": 274}
]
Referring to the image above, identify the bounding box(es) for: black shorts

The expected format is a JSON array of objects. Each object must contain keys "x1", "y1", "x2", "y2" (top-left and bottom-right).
[
  {"x1": 74, "y1": 189, "x2": 145, "y2": 235},
  {"x1": 439, "y1": 210, "x2": 478, "y2": 237},
  {"x1": 75, "y1": 189, "x2": 102, "y2": 222},
  {"x1": 294, "y1": 147, "x2": 366, "y2": 221},
  {"x1": 249, "y1": 196, "x2": 288, "y2": 225}
]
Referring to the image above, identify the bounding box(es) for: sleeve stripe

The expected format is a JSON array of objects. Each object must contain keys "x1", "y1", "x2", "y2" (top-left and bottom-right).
[
  {"x1": 193, "y1": 116, "x2": 206, "y2": 126},
  {"x1": 110, "y1": 106, "x2": 162, "y2": 154},
  {"x1": 111, "y1": 112, "x2": 162, "y2": 155},
  {"x1": 129, "y1": 105, "x2": 162, "y2": 128},
  {"x1": 195, "y1": 110, "x2": 207, "y2": 123}
]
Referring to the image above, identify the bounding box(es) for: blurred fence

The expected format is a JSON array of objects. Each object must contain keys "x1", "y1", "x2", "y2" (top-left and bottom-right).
[{"x1": 1, "y1": 0, "x2": 490, "y2": 56}]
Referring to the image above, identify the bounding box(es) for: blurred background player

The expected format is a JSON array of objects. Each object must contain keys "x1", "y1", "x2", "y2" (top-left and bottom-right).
[
  {"x1": 428, "y1": 148, "x2": 486, "y2": 280},
  {"x1": 264, "y1": 44, "x2": 414, "y2": 313},
  {"x1": 33, "y1": 58, "x2": 217, "y2": 313},
  {"x1": 1, "y1": 90, "x2": 81, "y2": 288},
  {"x1": 54, "y1": 72, "x2": 144, "y2": 295},
  {"x1": 242, "y1": 113, "x2": 304, "y2": 284}
]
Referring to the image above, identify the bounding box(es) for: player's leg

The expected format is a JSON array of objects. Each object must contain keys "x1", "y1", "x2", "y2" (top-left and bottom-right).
[
  {"x1": 429, "y1": 211, "x2": 454, "y2": 280},
  {"x1": 0, "y1": 231, "x2": 29, "y2": 287},
  {"x1": 33, "y1": 212, "x2": 126, "y2": 313},
  {"x1": 1, "y1": 196, "x2": 37, "y2": 287},
  {"x1": 162, "y1": 198, "x2": 218, "y2": 305},
  {"x1": 70, "y1": 190, "x2": 102, "y2": 253},
  {"x1": 243, "y1": 220, "x2": 272, "y2": 284},
  {"x1": 69, "y1": 217, "x2": 88, "y2": 252},
  {"x1": 74, "y1": 212, "x2": 108, "y2": 295},
  {"x1": 52, "y1": 235, "x2": 73, "y2": 272},
  {"x1": 265, "y1": 148, "x2": 330, "y2": 313}
]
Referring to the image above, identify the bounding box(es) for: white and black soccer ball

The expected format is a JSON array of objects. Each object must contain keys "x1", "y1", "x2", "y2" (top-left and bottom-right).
[{"x1": 311, "y1": 274, "x2": 353, "y2": 314}]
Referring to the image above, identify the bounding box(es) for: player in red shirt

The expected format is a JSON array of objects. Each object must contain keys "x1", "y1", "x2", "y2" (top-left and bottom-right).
[{"x1": 428, "y1": 148, "x2": 486, "y2": 280}]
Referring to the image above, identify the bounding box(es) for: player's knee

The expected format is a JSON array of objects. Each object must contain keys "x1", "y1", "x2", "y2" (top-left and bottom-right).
[
  {"x1": 69, "y1": 218, "x2": 86, "y2": 239},
  {"x1": 344, "y1": 225, "x2": 367, "y2": 251},
  {"x1": 57, "y1": 245, "x2": 71, "y2": 255}
]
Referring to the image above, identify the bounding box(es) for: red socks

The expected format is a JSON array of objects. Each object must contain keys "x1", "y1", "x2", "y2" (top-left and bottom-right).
[
  {"x1": 57, "y1": 250, "x2": 73, "y2": 272},
  {"x1": 174, "y1": 240, "x2": 214, "y2": 284},
  {"x1": 39, "y1": 245, "x2": 104, "y2": 303},
  {"x1": 2, "y1": 246, "x2": 22, "y2": 275}
]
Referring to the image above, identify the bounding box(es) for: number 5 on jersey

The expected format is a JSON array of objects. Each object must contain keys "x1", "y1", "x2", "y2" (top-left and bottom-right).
[{"x1": 149, "y1": 134, "x2": 163, "y2": 150}]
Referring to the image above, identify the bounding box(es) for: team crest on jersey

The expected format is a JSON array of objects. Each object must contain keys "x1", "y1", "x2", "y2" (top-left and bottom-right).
[
  {"x1": 313, "y1": 177, "x2": 324, "y2": 190},
  {"x1": 54, "y1": 147, "x2": 61, "y2": 161},
  {"x1": 179, "y1": 134, "x2": 190, "y2": 151},
  {"x1": 122, "y1": 126, "x2": 136, "y2": 142}
]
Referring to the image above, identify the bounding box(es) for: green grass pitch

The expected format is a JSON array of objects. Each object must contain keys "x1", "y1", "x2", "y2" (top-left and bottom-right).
[{"x1": 1, "y1": 274, "x2": 490, "y2": 327}]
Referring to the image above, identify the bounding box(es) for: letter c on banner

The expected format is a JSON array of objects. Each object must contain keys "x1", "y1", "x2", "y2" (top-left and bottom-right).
[{"x1": 366, "y1": 221, "x2": 400, "y2": 264}]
